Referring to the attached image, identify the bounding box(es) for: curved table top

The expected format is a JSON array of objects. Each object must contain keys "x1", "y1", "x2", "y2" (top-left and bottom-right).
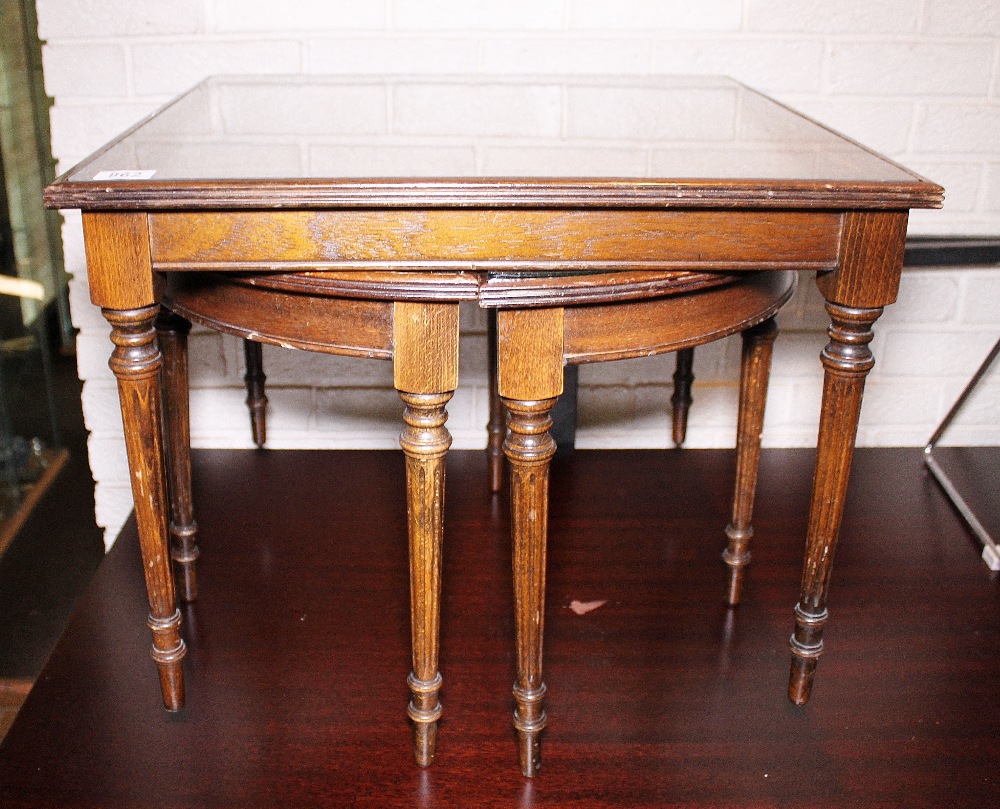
[{"x1": 225, "y1": 268, "x2": 744, "y2": 307}]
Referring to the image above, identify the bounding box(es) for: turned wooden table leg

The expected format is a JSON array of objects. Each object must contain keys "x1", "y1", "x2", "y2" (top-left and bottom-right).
[
  {"x1": 487, "y1": 310, "x2": 505, "y2": 493},
  {"x1": 104, "y1": 305, "x2": 186, "y2": 710},
  {"x1": 156, "y1": 308, "x2": 199, "y2": 602},
  {"x1": 497, "y1": 307, "x2": 564, "y2": 777},
  {"x1": 723, "y1": 318, "x2": 778, "y2": 606},
  {"x1": 399, "y1": 389, "x2": 451, "y2": 766},
  {"x1": 671, "y1": 347, "x2": 695, "y2": 447},
  {"x1": 789, "y1": 302, "x2": 882, "y2": 705},
  {"x1": 394, "y1": 301, "x2": 459, "y2": 767},
  {"x1": 504, "y1": 396, "x2": 557, "y2": 778},
  {"x1": 242, "y1": 339, "x2": 267, "y2": 448}
]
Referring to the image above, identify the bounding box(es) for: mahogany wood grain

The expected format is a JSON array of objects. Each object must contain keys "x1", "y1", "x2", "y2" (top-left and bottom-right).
[{"x1": 4, "y1": 448, "x2": 996, "y2": 809}]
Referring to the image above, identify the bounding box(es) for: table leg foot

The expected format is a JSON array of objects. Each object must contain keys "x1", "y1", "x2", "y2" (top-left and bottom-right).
[
  {"x1": 788, "y1": 656, "x2": 818, "y2": 706},
  {"x1": 513, "y1": 683, "x2": 546, "y2": 778},
  {"x1": 671, "y1": 347, "x2": 695, "y2": 447},
  {"x1": 242, "y1": 339, "x2": 267, "y2": 448},
  {"x1": 722, "y1": 525, "x2": 752, "y2": 606},
  {"x1": 788, "y1": 604, "x2": 827, "y2": 705},
  {"x1": 171, "y1": 525, "x2": 199, "y2": 604},
  {"x1": 149, "y1": 609, "x2": 186, "y2": 711},
  {"x1": 407, "y1": 673, "x2": 443, "y2": 766}
]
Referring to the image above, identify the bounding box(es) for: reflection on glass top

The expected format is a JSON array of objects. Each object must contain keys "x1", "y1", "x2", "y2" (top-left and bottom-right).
[{"x1": 66, "y1": 75, "x2": 921, "y2": 185}]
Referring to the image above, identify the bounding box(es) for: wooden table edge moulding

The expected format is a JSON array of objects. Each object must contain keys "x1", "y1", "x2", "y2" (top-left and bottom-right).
[{"x1": 44, "y1": 75, "x2": 943, "y2": 778}]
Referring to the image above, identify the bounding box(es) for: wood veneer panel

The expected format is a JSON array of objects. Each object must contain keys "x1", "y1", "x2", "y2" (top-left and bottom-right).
[
  {"x1": 148, "y1": 210, "x2": 842, "y2": 271},
  {"x1": 564, "y1": 271, "x2": 795, "y2": 363},
  {"x1": 163, "y1": 273, "x2": 394, "y2": 359}
]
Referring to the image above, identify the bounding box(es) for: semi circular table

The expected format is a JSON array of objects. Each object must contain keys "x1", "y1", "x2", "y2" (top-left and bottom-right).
[{"x1": 159, "y1": 267, "x2": 794, "y2": 773}]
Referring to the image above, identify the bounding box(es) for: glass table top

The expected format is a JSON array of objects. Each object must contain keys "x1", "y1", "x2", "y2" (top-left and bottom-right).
[{"x1": 48, "y1": 75, "x2": 942, "y2": 210}]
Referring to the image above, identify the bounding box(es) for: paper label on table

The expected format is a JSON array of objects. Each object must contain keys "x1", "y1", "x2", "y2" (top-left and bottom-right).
[{"x1": 93, "y1": 170, "x2": 157, "y2": 180}]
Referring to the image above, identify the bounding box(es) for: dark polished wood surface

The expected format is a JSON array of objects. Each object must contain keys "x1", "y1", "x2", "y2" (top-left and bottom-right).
[{"x1": 2, "y1": 448, "x2": 997, "y2": 808}]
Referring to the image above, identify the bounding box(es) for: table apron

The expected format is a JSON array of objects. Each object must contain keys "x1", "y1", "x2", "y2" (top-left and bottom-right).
[{"x1": 147, "y1": 209, "x2": 842, "y2": 272}]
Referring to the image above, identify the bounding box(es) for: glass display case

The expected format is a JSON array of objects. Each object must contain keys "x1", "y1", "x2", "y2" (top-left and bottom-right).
[
  {"x1": 0, "y1": 254, "x2": 65, "y2": 554},
  {"x1": 0, "y1": 0, "x2": 69, "y2": 553}
]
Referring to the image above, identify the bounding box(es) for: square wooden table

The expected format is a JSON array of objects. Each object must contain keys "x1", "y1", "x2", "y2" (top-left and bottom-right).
[{"x1": 45, "y1": 75, "x2": 942, "y2": 775}]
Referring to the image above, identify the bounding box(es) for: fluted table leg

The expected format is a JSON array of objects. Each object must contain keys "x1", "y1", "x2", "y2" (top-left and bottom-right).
[
  {"x1": 400, "y1": 390, "x2": 451, "y2": 766},
  {"x1": 156, "y1": 308, "x2": 199, "y2": 602},
  {"x1": 487, "y1": 310, "x2": 505, "y2": 493},
  {"x1": 393, "y1": 301, "x2": 460, "y2": 767},
  {"x1": 504, "y1": 396, "x2": 556, "y2": 778},
  {"x1": 789, "y1": 302, "x2": 883, "y2": 704},
  {"x1": 723, "y1": 317, "x2": 778, "y2": 606},
  {"x1": 104, "y1": 305, "x2": 186, "y2": 710},
  {"x1": 496, "y1": 306, "x2": 564, "y2": 777}
]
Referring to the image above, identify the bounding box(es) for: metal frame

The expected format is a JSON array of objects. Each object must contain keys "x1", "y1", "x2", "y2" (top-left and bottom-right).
[{"x1": 923, "y1": 335, "x2": 1000, "y2": 571}]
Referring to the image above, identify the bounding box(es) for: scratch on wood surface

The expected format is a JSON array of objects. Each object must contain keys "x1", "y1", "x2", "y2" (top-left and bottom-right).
[{"x1": 568, "y1": 599, "x2": 607, "y2": 616}]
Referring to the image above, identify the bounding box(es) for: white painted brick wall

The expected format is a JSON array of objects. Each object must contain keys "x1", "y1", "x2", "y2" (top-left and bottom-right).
[
  {"x1": 393, "y1": 1, "x2": 566, "y2": 32},
  {"x1": 37, "y1": 0, "x2": 204, "y2": 39},
  {"x1": 213, "y1": 0, "x2": 385, "y2": 33},
  {"x1": 746, "y1": 0, "x2": 921, "y2": 34},
  {"x1": 570, "y1": 1, "x2": 743, "y2": 32},
  {"x1": 827, "y1": 41, "x2": 994, "y2": 96},
  {"x1": 131, "y1": 41, "x2": 303, "y2": 96},
  {"x1": 34, "y1": 0, "x2": 1000, "y2": 545}
]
